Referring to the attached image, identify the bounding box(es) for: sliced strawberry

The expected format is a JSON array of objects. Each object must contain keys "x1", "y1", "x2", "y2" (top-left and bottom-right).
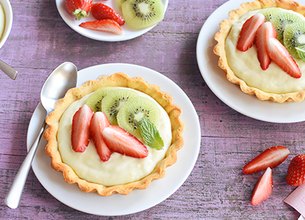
[
  {"x1": 243, "y1": 146, "x2": 290, "y2": 174},
  {"x1": 71, "y1": 105, "x2": 93, "y2": 152},
  {"x1": 65, "y1": 0, "x2": 93, "y2": 20},
  {"x1": 286, "y1": 154, "x2": 305, "y2": 186},
  {"x1": 251, "y1": 167, "x2": 273, "y2": 206},
  {"x1": 267, "y1": 38, "x2": 301, "y2": 78},
  {"x1": 90, "y1": 112, "x2": 112, "y2": 162},
  {"x1": 255, "y1": 22, "x2": 277, "y2": 70},
  {"x1": 79, "y1": 19, "x2": 122, "y2": 35},
  {"x1": 91, "y1": 3, "x2": 125, "y2": 26},
  {"x1": 102, "y1": 125, "x2": 148, "y2": 158},
  {"x1": 237, "y1": 13, "x2": 265, "y2": 52}
]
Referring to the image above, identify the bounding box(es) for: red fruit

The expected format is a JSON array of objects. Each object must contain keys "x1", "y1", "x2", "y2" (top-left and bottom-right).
[
  {"x1": 71, "y1": 105, "x2": 93, "y2": 152},
  {"x1": 267, "y1": 38, "x2": 301, "y2": 78},
  {"x1": 91, "y1": 3, "x2": 125, "y2": 26},
  {"x1": 237, "y1": 13, "x2": 265, "y2": 51},
  {"x1": 65, "y1": 0, "x2": 93, "y2": 20},
  {"x1": 286, "y1": 154, "x2": 305, "y2": 186},
  {"x1": 255, "y1": 22, "x2": 277, "y2": 70},
  {"x1": 102, "y1": 125, "x2": 148, "y2": 158},
  {"x1": 243, "y1": 146, "x2": 290, "y2": 174},
  {"x1": 79, "y1": 19, "x2": 122, "y2": 35},
  {"x1": 251, "y1": 167, "x2": 273, "y2": 206},
  {"x1": 90, "y1": 112, "x2": 112, "y2": 162}
]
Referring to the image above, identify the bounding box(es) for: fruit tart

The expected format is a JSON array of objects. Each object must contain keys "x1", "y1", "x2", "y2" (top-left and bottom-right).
[
  {"x1": 44, "y1": 73, "x2": 183, "y2": 196},
  {"x1": 214, "y1": 0, "x2": 305, "y2": 102}
]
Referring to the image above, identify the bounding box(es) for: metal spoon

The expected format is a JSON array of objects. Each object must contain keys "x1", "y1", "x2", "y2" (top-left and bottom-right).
[
  {"x1": 0, "y1": 59, "x2": 18, "y2": 79},
  {"x1": 5, "y1": 62, "x2": 78, "y2": 209}
]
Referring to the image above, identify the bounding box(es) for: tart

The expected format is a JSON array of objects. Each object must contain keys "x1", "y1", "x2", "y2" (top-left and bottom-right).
[
  {"x1": 44, "y1": 73, "x2": 183, "y2": 196},
  {"x1": 214, "y1": 0, "x2": 305, "y2": 102}
]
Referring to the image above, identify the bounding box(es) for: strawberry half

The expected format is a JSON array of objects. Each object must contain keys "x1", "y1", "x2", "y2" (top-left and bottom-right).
[
  {"x1": 255, "y1": 22, "x2": 277, "y2": 70},
  {"x1": 243, "y1": 146, "x2": 290, "y2": 174},
  {"x1": 286, "y1": 154, "x2": 305, "y2": 186},
  {"x1": 90, "y1": 112, "x2": 112, "y2": 162},
  {"x1": 267, "y1": 38, "x2": 301, "y2": 78},
  {"x1": 79, "y1": 19, "x2": 122, "y2": 35},
  {"x1": 102, "y1": 125, "x2": 148, "y2": 158},
  {"x1": 91, "y1": 3, "x2": 125, "y2": 26},
  {"x1": 71, "y1": 105, "x2": 93, "y2": 152},
  {"x1": 237, "y1": 13, "x2": 265, "y2": 52},
  {"x1": 251, "y1": 167, "x2": 273, "y2": 206},
  {"x1": 66, "y1": 0, "x2": 93, "y2": 20}
]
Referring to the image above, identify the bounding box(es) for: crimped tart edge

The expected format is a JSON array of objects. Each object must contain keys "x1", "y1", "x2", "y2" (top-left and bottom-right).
[
  {"x1": 213, "y1": 0, "x2": 305, "y2": 103},
  {"x1": 44, "y1": 72, "x2": 184, "y2": 196}
]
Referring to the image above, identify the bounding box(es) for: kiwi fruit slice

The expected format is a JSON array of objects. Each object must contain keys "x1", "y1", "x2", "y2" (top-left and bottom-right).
[
  {"x1": 284, "y1": 22, "x2": 305, "y2": 59},
  {"x1": 115, "y1": 0, "x2": 127, "y2": 9},
  {"x1": 116, "y1": 96, "x2": 161, "y2": 139},
  {"x1": 101, "y1": 89, "x2": 137, "y2": 124},
  {"x1": 121, "y1": 0, "x2": 165, "y2": 30},
  {"x1": 296, "y1": 45, "x2": 305, "y2": 61},
  {"x1": 85, "y1": 88, "x2": 114, "y2": 112}
]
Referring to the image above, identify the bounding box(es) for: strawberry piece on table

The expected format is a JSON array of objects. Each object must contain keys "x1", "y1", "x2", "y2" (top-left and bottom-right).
[
  {"x1": 286, "y1": 154, "x2": 305, "y2": 186},
  {"x1": 79, "y1": 19, "x2": 122, "y2": 35},
  {"x1": 243, "y1": 146, "x2": 290, "y2": 174},
  {"x1": 91, "y1": 3, "x2": 125, "y2": 26},
  {"x1": 251, "y1": 167, "x2": 273, "y2": 206},
  {"x1": 66, "y1": 0, "x2": 93, "y2": 20},
  {"x1": 90, "y1": 112, "x2": 112, "y2": 162},
  {"x1": 71, "y1": 105, "x2": 94, "y2": 152},
  {"x1": 255, "y1": 22, "x2": 277, "y2": 70},
  {"x1": 267, "y1": 38, "x2": 301, "y2": 78},
  {"x1": 102, "y1": 125, "x2": 148, "y2": 158},
  {"x1": 237, "y1": 13, "x2": 265, "y2": 52}
]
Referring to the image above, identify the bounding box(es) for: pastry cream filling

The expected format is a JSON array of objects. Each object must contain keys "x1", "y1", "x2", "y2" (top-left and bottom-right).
[
  {"x1": 58, "y1": 87, "x2": 172, "y2": 186},
  {"x1": 226, "y1": 8, "x2": 305, "y2": 93}
]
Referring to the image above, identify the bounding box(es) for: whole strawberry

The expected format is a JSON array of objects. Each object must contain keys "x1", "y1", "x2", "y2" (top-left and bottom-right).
[
  {"x1": 286, "y1": 154, "x2": 305, "y2": 186},
  {"x1": 66, "y1": 0, "x2": 93, "y2": 20},
  {"x1": 91, "y1": 3, "x2": 125, "y2": 26}
]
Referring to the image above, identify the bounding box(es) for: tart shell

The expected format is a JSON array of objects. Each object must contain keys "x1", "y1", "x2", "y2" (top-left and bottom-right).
[
  {"x1": 214, "y1": 0, "x2": 305, "y2": 103},
  {"x1": 44, "y1": 72, "x2": 184, "y2": 196}
]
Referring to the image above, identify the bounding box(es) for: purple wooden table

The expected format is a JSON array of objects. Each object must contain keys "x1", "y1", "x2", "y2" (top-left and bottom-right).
[{"x1": 0, "y1": 0, "x2": 303, "y2": 219}]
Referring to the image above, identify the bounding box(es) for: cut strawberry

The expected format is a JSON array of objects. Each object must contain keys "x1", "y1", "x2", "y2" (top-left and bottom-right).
[
  {"x1": 71, "y1": 105, "x2": 93, "y2": 152},
  {"x1": 286, "y1": 154, "x2": 305, "y2": 186},
  {"x1": 91, "y1": 3, "x2": 125, "y2": 26},
  {"x1": 79, "y1": 19, "x2": 122, "y2": 35},
  {"x1": 255, "y1": 22, "x2": 277, "y2": 70},
  {"x1": 65, "y1": 0, "x2": 93, "y2": 20},
  {"x1": 251, "y1": 167, "x2": 273, "y2": 206},
  {"x1": 243, "y1": 146, "x2": 290, "y2": 174},
  {"x1": 267, "y1": 38, "x2": 301, "y2": 78},
  {"x1": 102, "y1": 125, "x2": 148, "y2": 158},
  {"x1": 237, "y1": 13, "x2": 265, "y2": 52},
  {"x1": 90, "y1": 112, "x2": 112, "y2": 162}
]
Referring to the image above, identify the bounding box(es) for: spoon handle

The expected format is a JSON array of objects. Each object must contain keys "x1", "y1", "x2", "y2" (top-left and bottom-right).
[
  {"x1": 5, "y1": 123, "x2": 46, "y2": 209},
  {"x1": 0, "y1": 59, "x2": 18, "y2": 80}
]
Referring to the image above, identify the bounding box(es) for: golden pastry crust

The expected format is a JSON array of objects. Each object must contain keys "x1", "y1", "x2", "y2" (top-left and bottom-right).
[
  {"x1": 214, "y1": 0, "x2": 305, "y2": 103},
  {"x1": 44, "y1": 72, "x2": 183, "y2": 196}
]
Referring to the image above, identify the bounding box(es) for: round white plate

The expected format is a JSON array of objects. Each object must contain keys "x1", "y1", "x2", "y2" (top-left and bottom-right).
[
  {"x1": 196, "y1": 0, "x2": 305, "y2": 123},
  {"x1": 0, "y1": 0, "x2": 13, "y2": 48},
  {"x1": 27, "y1": 63, "x2": 201, "y2": 216},
  {"x1": 55, "y1": 0, "x2": 168, "y2": 42}
]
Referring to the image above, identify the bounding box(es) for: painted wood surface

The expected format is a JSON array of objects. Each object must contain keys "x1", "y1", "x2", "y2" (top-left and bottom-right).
[{"x1": 0, "y1": 0, "x2": 303, "y2": 219}]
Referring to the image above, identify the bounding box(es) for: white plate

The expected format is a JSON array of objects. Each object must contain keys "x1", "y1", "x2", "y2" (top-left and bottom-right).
[
  {"x1": 27, "y1": 63, "x2": 201, "y2": 216},
  {"x1": 196, "y1": 0, "x2": 305, "y2": 123},
  {"x1": 0, "y1": 0, "x2": 13, "y2": 48},
  {"x1": 55, "y1": 0, "x2": 168, "y2": 42}
]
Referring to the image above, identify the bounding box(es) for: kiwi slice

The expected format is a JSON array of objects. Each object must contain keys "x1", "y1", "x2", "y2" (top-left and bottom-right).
[
  {"x1": 85, "y1": 88, "x2": 114, "y2": 112},
  {"x1": 101, "y1": 89, "x2": 137, "y2": 124},
  {"x1": 121, "y1": 0, "x2": 165, "y2": 30},
  {"x1": 296, "y1": 45, "x2": 305, "y2": 61},
  {"x1": 284, "y1": 22, "x2": 305, "y2": 59},
  {"x1": 116, "y1": 96, "x2": 161, "y2": 139},
  {"x1": 115, "y1": 0, "x2": 127, "y2": 9}
]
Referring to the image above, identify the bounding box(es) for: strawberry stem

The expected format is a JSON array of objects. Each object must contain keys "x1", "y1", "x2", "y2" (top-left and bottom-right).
[{"x1": 73, "y1": 9, "x2": 88, "y2": 20}]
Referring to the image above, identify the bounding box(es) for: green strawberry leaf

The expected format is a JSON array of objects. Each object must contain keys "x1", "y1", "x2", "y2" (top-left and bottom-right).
[
  {"x1": 138, "y1": 117, "x2": 164, "y2": 150},
  {"x1": 296, "y1": 45, "x2": 305, "y2": 61}
]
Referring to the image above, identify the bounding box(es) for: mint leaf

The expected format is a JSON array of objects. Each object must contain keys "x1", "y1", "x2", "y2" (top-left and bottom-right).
[
  {"x1": 138, "y1": 117, "x2": 164, "y2": 150},
  {"x1": 296, "y1": 45, "x2": 305, "y2": 61}
]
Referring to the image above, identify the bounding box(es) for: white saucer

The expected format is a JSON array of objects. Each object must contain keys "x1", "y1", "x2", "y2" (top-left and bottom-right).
[
  {"x1": 196, "y1": 0, "x2": 305, "y2": 123},
  {"x1": 55, "y1": 0, "x2": 168, "y2": 42},
  {"x1": 27, "y1": 63, "x2": 201, "y2": 216}
]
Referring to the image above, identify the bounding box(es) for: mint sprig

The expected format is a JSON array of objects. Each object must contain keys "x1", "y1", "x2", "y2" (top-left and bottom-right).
[{"x1": 138, "y1": 117, "x2": 164, "y2": 150}]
